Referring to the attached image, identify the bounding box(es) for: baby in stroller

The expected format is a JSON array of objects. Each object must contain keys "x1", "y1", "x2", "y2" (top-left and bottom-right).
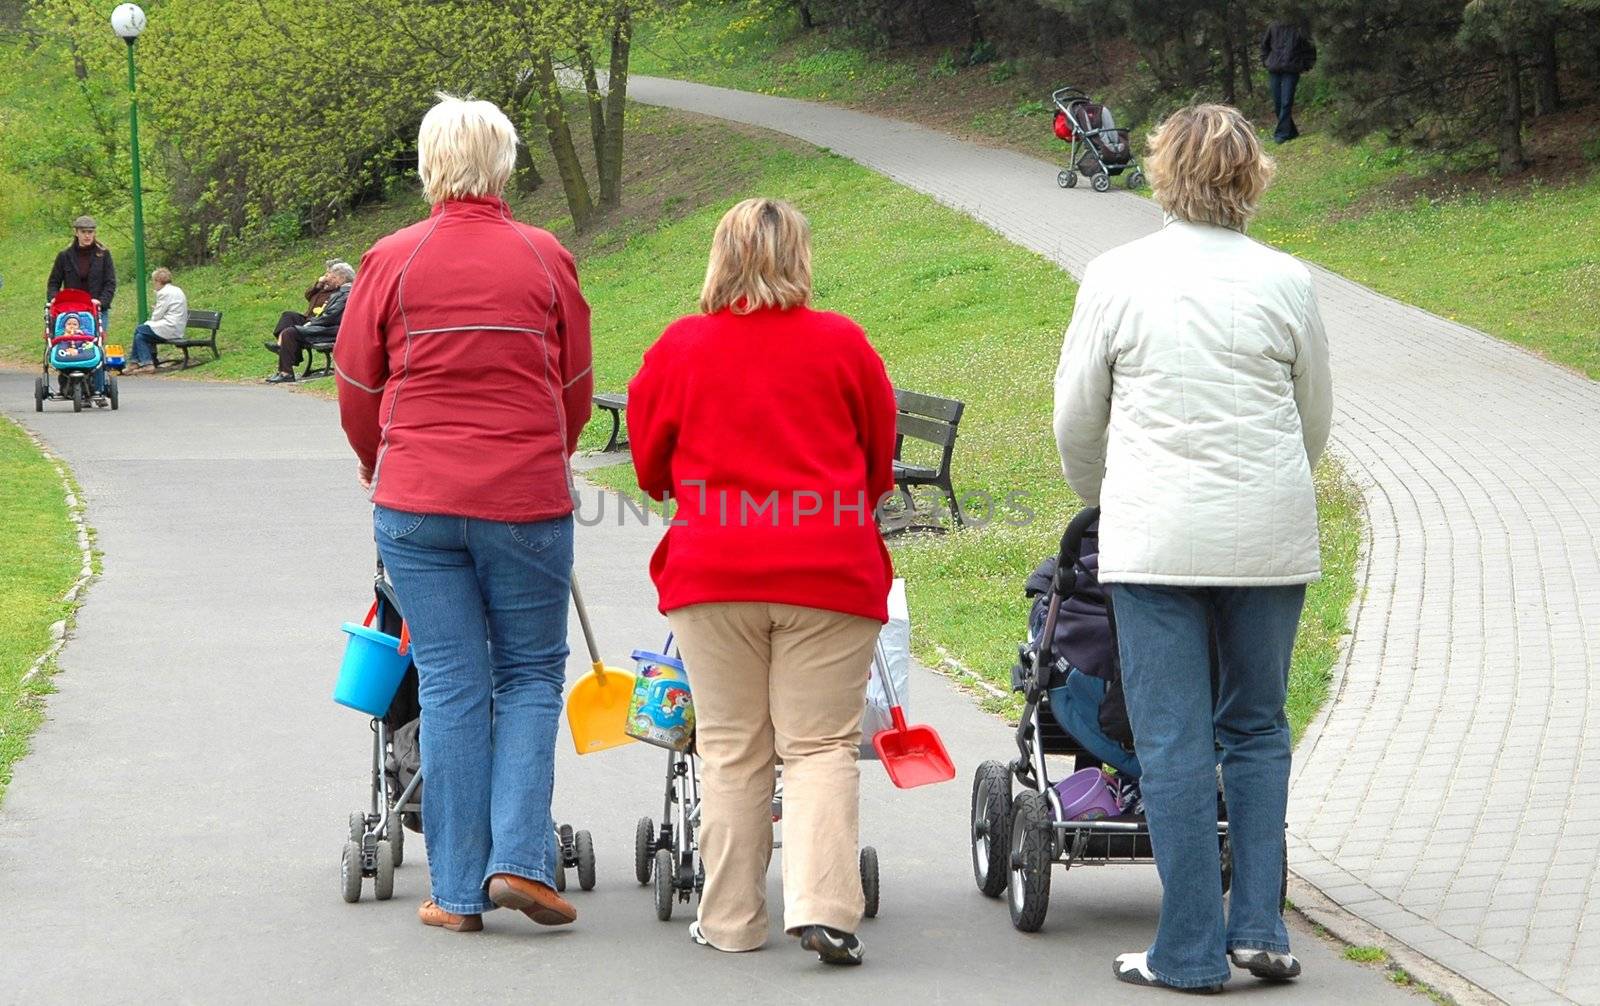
[{"x1": 36, "y1": 289, "x2": 120, "y2": 413}]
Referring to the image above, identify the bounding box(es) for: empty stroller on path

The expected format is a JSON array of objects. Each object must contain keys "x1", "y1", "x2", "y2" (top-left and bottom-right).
[
  {"x1": 339, "y1": 557, "x2": 596, "y2": 903},
  {"x1": 1051, "y1": 87, "x2": 1144, "y2": 193},
  {"x1": 969, "y1": 507, "x2": 1282, "y2": 932},
  {"x1": 36, "y1": 289, "x2": 120, "y2": 413}
]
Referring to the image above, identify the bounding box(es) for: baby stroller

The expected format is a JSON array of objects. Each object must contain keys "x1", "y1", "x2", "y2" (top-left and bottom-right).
[
  {"x1": 968, "y1": 507, "x2": 1281, "y2": 932},
  {"x1": 36, "y1": 289, "x2": 120, "y2": 413},
  {"x1": 631, "y1": 634, "x2": 884, "y2": 922},
  {"x1": 339, "y1": 556, "x2": 597, "y2": 903},
  {"x1": 1051, "y1": 87, "x2": 1144, "y2": 193}
]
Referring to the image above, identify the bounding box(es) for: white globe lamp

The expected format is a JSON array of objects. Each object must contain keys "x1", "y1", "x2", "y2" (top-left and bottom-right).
[{"x1": 110, "y1": 3, "x2": 146, "y2": 40}]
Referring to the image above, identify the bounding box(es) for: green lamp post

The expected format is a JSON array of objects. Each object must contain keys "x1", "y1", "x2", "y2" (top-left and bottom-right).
[{"x1": 111, "y1": 3, "x2": 149, "y2": 323}]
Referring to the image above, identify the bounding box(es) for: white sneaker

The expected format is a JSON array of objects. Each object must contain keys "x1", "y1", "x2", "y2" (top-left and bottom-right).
[
  {"x1": 1230, "y1": 948, "x2": 1302, "y2": 980},
  {"x1": 1113, "y1": 952, "x2": 1223, "y2": 994}
]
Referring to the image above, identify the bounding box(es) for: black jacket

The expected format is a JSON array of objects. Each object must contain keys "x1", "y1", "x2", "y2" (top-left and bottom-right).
[
  {"x1": 1261, "y1": 21, "x2": 1316, "y2": 74},
  {"x1": 47, "y1": 242, "x2": 118, "y2": 311},
  {"x1": 296, "y1": 282, "x2": 351, "y2": 338}
]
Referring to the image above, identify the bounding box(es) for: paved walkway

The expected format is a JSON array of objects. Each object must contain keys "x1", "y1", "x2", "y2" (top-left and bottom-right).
[
  {"x1": 0, "y1": 375, "x2": 1409, "y2": 1001},
  {"x1": 629, "y1": 77, "x2": 1600, "y2": 1004}
]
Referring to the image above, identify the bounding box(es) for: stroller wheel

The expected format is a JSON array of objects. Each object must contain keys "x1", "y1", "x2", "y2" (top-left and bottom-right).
[
  {"x1": 575, "y1": 829, "x2": 597, "y2": 891},
  {"x1": 388, "y1": 813, "x2": 405, "y2": 868},
  {"x1": 860, "y1": 846, "x2": 880, "y2": 919},
  {"x1": 1127, "y1": 168, "x2": 1145, "y2": 189},
  {"x1": 635, "y1": 816, "x2": 656, "y2": 886},
  {"x1": 71, "y1": 381, "x2": 84, "y2": 413},
  {"x1": 340, "y1": 840, "x2": 363, "y2": 904},
  {"x1": 348, "y1": 811, "x2": 366, "y2": 843},
  {"x1": 1007, "y1": 790, "x2": 1053, "y2": 932},
  {"x1": 554, "y1": 861, "x2": 567, "y2": 892},
  {"x1": 971, "y1": 760, "x2": 1013, "y2": 898},
  {"x1": 373, "y1": 840, "x2": 395, "y2": 901},
  {"x1": 34, "y1": 376, "x2": 45, "y2": 412},
  {"x1": 1058, "y1": 169, "x2": 1077, "y2": 189},
  {"x1": 653, "y1": 848, "x2": 675, "y2": 921},
  {"x1": 108, "y1": 376, "x2": 119, "y2": 411},
  {"x1": 1092, "y1": 173, "x2": 1112, "y2": 193}
]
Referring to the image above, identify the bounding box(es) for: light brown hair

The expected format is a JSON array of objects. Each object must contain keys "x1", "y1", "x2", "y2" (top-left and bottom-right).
[
  {"x1": 151, "y1": 267, "x2": 171, "y2": 285},
  {"x1": 1146, "y1": 104, "x2": 1275, "y2": 230},
  {"x1": 700, "y1": 198, "x2": 812, "y2": 315}
]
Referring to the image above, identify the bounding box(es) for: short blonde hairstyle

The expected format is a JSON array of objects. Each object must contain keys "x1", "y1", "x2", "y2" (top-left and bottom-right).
[
  {"x1": 417, "y1": 93, "x2": 518, "y2": 205},
  {"x1": 700, "y1": 198, "x2": 812, "y2": 315},
  {"x1": 1146, "y1": 104, "x2": 1275, "y2": 230},
  {"x1": 151, "y1": 267, "x2": 171, "y2": 284}
]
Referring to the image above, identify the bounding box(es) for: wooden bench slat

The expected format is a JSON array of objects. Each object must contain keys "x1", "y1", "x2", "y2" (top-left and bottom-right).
[
  {"x1": 895, "y1": 387, "x2": 964, "y2": 423},
  {"x1": 896, "y1": 411, "x2": 958, "y2": 448}
]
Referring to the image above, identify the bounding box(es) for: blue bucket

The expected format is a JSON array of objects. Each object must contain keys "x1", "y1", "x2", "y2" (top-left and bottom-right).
[{"x1": 333, "y1": 622, "x2": 410, "y2": 716}]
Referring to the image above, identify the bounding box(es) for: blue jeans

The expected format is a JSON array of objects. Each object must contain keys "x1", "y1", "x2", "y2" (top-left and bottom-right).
[
  {"x1": 132, "y1": 323, "x2": 161, "y2": 366},
  {"x1": 1270, "y1": 72, "x2": 1300, "y2": 141},
  {"x1": 373, "y1": 505, "x2": 574, "y2": 915},
  {"x1": 1109, "y1": 582, "x2": 1306, "y2": 988}
]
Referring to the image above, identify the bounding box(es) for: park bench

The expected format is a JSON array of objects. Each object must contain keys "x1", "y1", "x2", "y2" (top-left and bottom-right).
[
  {"x1": 299, "y1": 332, "x2": 336, "y2": 379},
  {"x1": 891, "y1": 387, "x2": 966, "y2": 530},
  {"x1": 154, "y1": 309, "x2": 222, "y2": 370},
  {"x1": 593, "y1": 391, "x2": 629, "y2": 452}
]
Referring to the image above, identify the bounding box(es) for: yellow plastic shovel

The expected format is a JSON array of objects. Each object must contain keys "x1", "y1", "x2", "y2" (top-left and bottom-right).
[{"x1": 565, "y1": 575, "x2": 638, "y2": 755}]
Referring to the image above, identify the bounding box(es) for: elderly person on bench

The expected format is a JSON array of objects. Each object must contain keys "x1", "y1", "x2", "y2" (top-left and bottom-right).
[
  {"x1": 265, "y1": 261, "x2": 354, "y2": 384},
  {"x1": 126, "y1": 267, "x2": 188, "y2": 372}
]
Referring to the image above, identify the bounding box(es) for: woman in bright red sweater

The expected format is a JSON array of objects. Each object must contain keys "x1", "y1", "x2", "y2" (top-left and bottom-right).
[{"x1": 627, "y1": 198, "x2": 897, "y2": 966}]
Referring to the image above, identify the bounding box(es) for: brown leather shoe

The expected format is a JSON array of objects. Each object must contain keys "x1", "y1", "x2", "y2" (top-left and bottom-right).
[
  {"x1": 418, "y1": 900, "x2": 483, "y2": 932},
  {"x1": 487, "y1": 873, "x2": 577, "y2": 926}
]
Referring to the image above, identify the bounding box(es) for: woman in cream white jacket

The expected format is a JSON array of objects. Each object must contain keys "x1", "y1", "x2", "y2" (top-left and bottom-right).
[{"x1": 1054, "y1": 103, "x2": 1332, "y2": 993}]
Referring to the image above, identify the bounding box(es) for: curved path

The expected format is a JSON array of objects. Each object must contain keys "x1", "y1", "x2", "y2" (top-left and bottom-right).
[
  {"x1": 0, "y1": 375, "x2": 1408, "y2": 1000},
  {"x1": 626, "y1": 77, "x2": 1600, "y2": 1004}
]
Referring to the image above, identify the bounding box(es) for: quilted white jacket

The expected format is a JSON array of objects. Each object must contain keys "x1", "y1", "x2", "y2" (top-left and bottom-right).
[{"x1": 1053, "y1": 220, "x2": 1332, "y2": 586}]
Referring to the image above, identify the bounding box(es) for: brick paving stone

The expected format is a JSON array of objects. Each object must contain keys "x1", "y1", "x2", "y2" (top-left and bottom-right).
[{"x1": 629, "y1": 77, "x2": 1600, "y2": 1004}]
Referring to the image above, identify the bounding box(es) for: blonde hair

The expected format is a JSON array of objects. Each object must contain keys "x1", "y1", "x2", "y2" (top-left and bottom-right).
[
  {"x1": 1146, "y1": 104, "x2": 1275, "y2": 230},
  {"x1": 417, "y1": 93, "x2": 518, "y2": 206},
  {"x1": 151, "y1": 267, "x2": 171, "y2": 284},
  {"x1": 700, "y1": 198, "x2": 812, "y2": 315}
]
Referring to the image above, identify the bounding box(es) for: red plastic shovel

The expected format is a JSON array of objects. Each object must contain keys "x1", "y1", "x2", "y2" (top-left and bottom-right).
[{"x1": 870, "y1": 641, "x2": 956, "y2": 788}]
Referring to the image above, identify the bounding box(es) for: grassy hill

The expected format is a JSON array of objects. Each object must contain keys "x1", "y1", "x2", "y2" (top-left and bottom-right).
[{"x1": 635, "y1": 6, "x2": 1600, "y2": 379}]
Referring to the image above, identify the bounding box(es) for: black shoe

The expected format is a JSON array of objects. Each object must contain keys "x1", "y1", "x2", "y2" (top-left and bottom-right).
[
  {"x1": 798, "y1": 925, "x2": 863, "y2": 966},
  {"x1": 1113, "y1": 953, "x2": 1223, "y2": 994},
  {"x1": 1230, "y1": 949, "x2": 1301, "y2": 981},
  {"x1": 262, "y1": 340, "x2": 281, "y2": 353},
  {"x1": 263, "y1": 372, "x2": 296, "y2": 384}
]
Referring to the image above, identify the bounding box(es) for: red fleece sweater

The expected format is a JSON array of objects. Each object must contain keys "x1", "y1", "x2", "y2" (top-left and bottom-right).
[
  {"x1": 627, "y1": 306, "x2": 897, "y2": 622},
  {"x1": 335, "y1": 197, "x2": 592, "y2": 522}
]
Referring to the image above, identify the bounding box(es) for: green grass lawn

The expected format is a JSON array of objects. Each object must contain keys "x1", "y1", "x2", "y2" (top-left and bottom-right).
[
  {"x1": 575, "y1": 139, "x2": 1360, "y2": 739},
  {"x1": 0, "y1": 420, "x2": 81, "y2": 805},
  {"x1": 637, "y1": 6, "x2": 1600, "y2": 380}
]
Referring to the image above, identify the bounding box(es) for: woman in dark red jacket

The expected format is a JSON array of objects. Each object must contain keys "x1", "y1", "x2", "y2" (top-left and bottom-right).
[
  {"x1": 628, "y1": 198, "x2": 897, "y2": 965},
  {"x1": 335, "y1": 95, "x2": 592, "y2": 935}
]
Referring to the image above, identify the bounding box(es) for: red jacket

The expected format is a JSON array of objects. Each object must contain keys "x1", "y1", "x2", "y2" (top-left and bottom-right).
[
  {"x1": 627, "y1": 306, "x2": 897, "y2": 622},
  {"x1": 335, "y1": 197, "x2": 593, "y2": 522}
]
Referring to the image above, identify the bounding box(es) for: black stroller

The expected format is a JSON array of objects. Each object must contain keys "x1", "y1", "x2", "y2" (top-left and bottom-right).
[
  {"x1": 1051, "y1": 87, "x2": 1144, "y2": 192},
  {"x1": 968, "y1": 508, "x2": 1279, "y2": 932},
  {"x1": 339, "y1": 557, "x2": 597, "y2": 903}
]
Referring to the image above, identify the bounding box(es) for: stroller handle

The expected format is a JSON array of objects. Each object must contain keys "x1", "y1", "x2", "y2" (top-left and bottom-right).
[
  {"x1": 1052, "y1": 86, "x2": 1088, "y2": 104},
  {"x1": 1055, "y1": 506, "x2": 1101, "y2": 591}
]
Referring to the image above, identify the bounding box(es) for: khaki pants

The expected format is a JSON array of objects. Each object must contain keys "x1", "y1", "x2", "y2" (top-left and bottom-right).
[{"x1": 668, "y1": 602, "x2": 881, "y2": 951}]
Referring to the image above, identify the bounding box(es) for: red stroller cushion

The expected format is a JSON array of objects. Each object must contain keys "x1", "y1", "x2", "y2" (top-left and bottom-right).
[{"x1": 1053, "y1": 110, "x2": 1073, "y2": 141}]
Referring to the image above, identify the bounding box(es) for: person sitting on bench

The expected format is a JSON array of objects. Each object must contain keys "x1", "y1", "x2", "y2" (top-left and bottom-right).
[
  {"x1": 265, "y1": 261, "x2": 353, "y2": 384},
  {"x1": 267, "y1": 261, "x2": 343, "y2": 354}
]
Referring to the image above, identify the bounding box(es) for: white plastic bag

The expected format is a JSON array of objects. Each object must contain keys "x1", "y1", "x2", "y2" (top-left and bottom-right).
[{"x1": 863, "y1": 579, "x2": 911, "y2": 742}]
